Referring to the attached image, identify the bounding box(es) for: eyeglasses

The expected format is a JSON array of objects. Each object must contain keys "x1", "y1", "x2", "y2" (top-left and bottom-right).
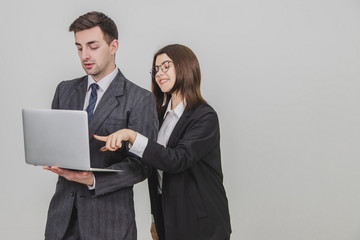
[{"x1": 151, "y1": 60, "x2": 173, "y2": 77}]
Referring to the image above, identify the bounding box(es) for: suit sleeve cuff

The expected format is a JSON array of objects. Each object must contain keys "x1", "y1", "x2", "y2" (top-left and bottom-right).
[
  {"x1": 129, "y1": 133, "x2": 148, "y2": 158},
  {"x1": 87, "y1": 175, "x2": 96, "y2": 190}
]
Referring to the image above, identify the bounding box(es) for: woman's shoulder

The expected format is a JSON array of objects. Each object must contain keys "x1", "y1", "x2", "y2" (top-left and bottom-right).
[
  {"x1": 188, "y1": 103, "x2": 218, "y2": 120},
  {"x1": 184, "y1": 103, "x2": 220, "y2": 132},
  {"x1": 193, "y1": 103, "x2": 217, "y2": 114}
]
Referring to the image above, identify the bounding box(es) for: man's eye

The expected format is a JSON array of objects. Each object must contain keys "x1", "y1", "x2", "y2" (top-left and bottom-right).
[{"x1": 90, "y1": 45, "x2": 99, "y2": 50}]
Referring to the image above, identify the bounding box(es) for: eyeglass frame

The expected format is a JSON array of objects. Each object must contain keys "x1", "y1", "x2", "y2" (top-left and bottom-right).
[{"x1": 151, "y1": 60, "x2": 173, "y2": 77}]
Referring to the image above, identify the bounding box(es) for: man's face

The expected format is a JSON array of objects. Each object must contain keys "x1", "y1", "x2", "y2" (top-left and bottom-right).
[{"x1": 74, "y1": 26, "x2": 118, "y2": 82}]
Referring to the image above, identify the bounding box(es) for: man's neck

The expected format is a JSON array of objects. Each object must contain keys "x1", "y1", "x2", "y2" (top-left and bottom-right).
[{"x1": 92, "y1": 64, "x2": 116, "y2": 82}]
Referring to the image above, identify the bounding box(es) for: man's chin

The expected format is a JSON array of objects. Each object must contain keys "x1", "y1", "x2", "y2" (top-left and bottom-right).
[{"x1": 83, "y1": 68, "x2": 99, "y2": 76}]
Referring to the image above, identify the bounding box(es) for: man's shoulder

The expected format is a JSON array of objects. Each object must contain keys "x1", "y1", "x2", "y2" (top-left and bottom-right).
[
  {"x1": 124, "y1": 78, "x2": 150, "y2": 93},
  {"x1": 111, "y1": 70, "x2": 151, "y2": 96},
  {"x1": 121, "y1": 78, "x2": 153, "y2": 101},
  {"x1": 58, "y1": 75, "x2": 87, "y2": 88}
]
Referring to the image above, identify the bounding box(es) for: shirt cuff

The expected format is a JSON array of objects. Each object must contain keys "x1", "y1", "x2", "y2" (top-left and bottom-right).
[
  {"x1": 151, "y1": 214, "x2": 155, "y2": 223},
  {"x1": 129, "y1": 133, "x2": 148, "y2": 158},
  {"x1": 87, "y1": 175, "x2": 96, "y2": 190}
]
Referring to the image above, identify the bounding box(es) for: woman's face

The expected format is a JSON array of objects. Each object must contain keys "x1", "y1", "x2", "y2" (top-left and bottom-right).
[{"x1": 154, "y1": 53, "x2": 176, "y2": 93}]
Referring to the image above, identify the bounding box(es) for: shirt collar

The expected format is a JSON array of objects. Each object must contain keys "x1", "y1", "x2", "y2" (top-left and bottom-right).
[
  {"x1": 87, "y1": 67, "x2": 119, "y2": 92},
  {"x1": 164, "y1": 99, "x2": 186, "y2": 119}
]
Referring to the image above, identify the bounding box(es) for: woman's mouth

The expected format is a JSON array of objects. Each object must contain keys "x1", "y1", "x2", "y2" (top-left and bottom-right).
[{"x1": 159, "y1": 79, "x2": 168, "y2": 84}]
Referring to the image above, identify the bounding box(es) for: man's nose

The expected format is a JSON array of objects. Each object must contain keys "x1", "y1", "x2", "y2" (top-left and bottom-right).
[{"x1": 81, "y1": 49, "x2": 90, "y2": 60}]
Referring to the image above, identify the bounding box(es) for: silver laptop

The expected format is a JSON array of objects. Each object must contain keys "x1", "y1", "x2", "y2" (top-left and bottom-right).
[{"x1": 22, "y1": 108, "x2": 121, "y2": 172}]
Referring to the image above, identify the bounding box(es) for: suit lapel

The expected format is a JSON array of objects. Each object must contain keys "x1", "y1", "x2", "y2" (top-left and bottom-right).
[
  {"x1": 167, "y1": 109, "x2": 192, "y2": 147},
  {"x1": 88, "y1": 71, "x2": 125, "y2": 139},
  {"x1": 70, "y1": 77, "x2": 87, "y2": 110}
]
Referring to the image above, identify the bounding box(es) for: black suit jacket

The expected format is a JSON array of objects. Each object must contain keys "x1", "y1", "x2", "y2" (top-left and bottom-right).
[
  {"x1": 144, "y1": 103, "x2": 231, "y2": 240},
  {"x1": 44, "y1": 69, "x2": 158, "y2": 240}
]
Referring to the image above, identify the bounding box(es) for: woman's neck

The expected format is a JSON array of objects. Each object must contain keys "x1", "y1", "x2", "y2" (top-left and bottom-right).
[{"x1": 170, "y1": 92, "x2": 182, "y2": 110}]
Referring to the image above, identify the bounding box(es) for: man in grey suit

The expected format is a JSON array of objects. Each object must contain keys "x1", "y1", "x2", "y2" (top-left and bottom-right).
[{"x1": 43, "y1": 11, "x2": 158, "y2": 240}]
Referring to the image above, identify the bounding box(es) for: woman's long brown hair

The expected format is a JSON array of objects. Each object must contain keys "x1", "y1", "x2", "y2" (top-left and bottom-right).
[{"x1": 151, "y1": 44, "x2": 207, "y2": 117}]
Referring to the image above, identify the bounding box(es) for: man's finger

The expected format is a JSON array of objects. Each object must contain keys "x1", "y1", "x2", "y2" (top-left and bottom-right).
[{"x1": 115, "y1": 137, "x2": 123, "y2": 149}]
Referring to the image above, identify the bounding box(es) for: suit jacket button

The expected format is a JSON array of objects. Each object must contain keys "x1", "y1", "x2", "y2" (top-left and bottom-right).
[{"x1": 70, "y1": 192, "x2": 75, "y2": 197}]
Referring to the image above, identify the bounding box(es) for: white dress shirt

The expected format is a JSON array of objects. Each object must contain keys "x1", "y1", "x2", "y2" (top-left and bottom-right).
[
  {"x1": 130, "y1": 99, "x2": 185, "y2": 193},
  {"x1": 83, "y1": 67, "x2": 118, "y2": 189},
  {"x1": 82, "y1": 67, "x2": 119, "y2": 111}
]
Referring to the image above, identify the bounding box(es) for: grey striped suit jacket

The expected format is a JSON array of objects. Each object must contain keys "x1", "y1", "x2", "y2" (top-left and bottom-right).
[{"x1": 44, "y1": 69, "x2": 158, "y2": 240}]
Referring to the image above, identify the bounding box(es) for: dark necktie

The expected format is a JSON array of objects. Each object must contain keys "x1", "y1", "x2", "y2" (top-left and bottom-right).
[{"x1": 86, "y1": 83, "x2": 98, "y2": 121}]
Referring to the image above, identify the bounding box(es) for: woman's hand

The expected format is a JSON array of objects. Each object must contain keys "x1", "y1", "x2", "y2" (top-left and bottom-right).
[
  {"x1": 150, "y1": 222, "x2": 158, "y2": 240},
  {"x1": 93, "y1": 129, "x2": 137, "y2": 151}
]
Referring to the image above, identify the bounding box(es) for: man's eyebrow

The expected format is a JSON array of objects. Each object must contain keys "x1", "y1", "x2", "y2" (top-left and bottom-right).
[{"x1": 75, "y1": 41, "x2": 99, "y2": 46}]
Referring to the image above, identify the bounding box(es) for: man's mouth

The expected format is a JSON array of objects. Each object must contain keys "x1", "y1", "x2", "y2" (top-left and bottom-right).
[{"x1": 84, "y1": 62, "x2": 95, "y2": 69}]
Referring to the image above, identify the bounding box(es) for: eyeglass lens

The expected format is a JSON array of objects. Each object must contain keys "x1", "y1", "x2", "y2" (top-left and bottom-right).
[{"x1": 154, "y1": 61, "x2": 171, "y2": 75}]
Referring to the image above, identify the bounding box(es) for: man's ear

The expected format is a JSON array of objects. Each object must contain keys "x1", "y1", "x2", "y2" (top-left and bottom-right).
[{"x1": 110, "y1": 39, "x2": 119, "y2": 55}]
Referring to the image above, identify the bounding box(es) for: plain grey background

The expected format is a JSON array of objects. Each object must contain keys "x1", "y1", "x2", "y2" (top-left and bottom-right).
[{"x1": 1, "y1": 0, "x2": 360, "y2": 239}]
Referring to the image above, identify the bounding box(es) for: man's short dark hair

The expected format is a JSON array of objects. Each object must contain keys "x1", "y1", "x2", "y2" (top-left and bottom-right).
[{"x1": 69, "y1": 11, "x2": 118, "y2": 45}]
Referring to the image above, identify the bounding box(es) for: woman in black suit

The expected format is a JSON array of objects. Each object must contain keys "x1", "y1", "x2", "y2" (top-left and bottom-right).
[{"x1": 94, "y1": 44, "x2": 231, "y2": 240}]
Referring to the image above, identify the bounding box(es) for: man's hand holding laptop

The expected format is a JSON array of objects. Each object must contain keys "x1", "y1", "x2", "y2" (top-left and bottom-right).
[{"x1": 43, "y1": 166, "x2": 94, "y2": 186}]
